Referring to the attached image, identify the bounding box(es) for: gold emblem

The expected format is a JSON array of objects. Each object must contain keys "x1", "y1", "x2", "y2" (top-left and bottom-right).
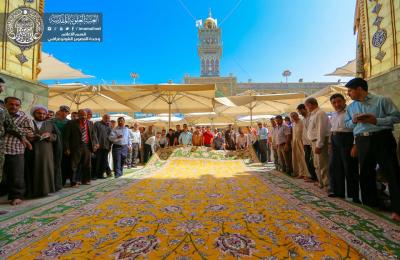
[{"x1": 6, "y1": 7, "x2": 43, "y2": 51}]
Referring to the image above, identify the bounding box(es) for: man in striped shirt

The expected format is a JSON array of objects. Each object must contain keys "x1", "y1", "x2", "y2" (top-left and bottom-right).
[{"x1": 3, "y1": 97, "x2": 34, "y2": 205}]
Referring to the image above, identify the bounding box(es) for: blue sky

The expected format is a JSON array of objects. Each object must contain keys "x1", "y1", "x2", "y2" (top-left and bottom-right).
[{"x1": 42, "y1": 0, "x2": 357, "y2": 85}]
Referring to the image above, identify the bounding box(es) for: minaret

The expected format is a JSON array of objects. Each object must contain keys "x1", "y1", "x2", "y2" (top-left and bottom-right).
[{"x1": 197, "y1": 9, "x2": 222, "y2": 77}]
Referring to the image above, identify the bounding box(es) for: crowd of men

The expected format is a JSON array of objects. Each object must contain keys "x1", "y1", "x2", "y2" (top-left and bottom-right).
[
  {"x1": 0, "y1": 77, "x2": 400, "y2": 222},
  {"x1": 268, "y1": 78, "x2": 400, "y2": 221}
]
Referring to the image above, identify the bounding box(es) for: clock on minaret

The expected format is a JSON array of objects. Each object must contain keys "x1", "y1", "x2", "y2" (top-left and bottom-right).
[{"x1": 197, "y1": 10, "x2": 222, "y2": 77}]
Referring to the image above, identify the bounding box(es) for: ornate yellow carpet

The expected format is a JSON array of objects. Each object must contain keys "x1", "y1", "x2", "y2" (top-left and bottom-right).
[{"x1": 9, "y1": 158, "x2": 363, "y2": 259}]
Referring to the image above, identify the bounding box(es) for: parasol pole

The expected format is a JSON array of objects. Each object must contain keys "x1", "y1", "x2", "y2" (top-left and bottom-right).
[
  {"x1": 250, "y1": 108, "x2": 253, "y2": 126},
  {"x1": 167, "y1": 90, "x2": 172, "y2": 129},
  {"x1": 168, "y1": 102, "x2": 171, "y2": 129}
]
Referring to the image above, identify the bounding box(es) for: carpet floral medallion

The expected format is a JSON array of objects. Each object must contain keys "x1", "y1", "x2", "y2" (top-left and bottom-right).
[{"x1": 5, "y1": 158, "x2": 369, "y2": 259}]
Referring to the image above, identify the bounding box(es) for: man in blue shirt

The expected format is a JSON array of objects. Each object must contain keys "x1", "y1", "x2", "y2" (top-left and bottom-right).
[
  {"x1": 109, "y1": 117, "x2": 132, "y2": 178},
  {"x1": 178, "y1": 124, "x2": 192, "y2": 146},
  {"x1": 344, "y1": 77, "x2": 400, "y2": 221}
]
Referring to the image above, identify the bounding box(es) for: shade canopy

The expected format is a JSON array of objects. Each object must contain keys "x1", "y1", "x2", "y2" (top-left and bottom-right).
[
  {"x1": 101, "y1": 84, "x2": 216, "y2": 128},
  {"x1": 92, "y1": 113, "x2": 134, "y2": 122},
  {"x1": 184, "y1": 112, "x2": 237, "y2": 126},
  {"x1": 136, "y1": 116, "x2": 183, "y2": 123},
  {"x1": 214, "y1": 93, "x2": 306, "y2": 125},
  {"x1": 48, "y1": 83, "x2": 133, "y2": 113},
  {"x1": 38, "y1": 52, "x2": 94, "y2": 80},
  {"x1": 237, "y1": 114, "x2": 275, "y2": 122},
  {"x1": 101, "y1": 84, "x2": 216, "y2": 113},
  {"x1": 134, "y1": 116, "x2": 184, "y2": 129},
  {"x1": 325, "y1": 60, "x2": 356, "y2": 77}
]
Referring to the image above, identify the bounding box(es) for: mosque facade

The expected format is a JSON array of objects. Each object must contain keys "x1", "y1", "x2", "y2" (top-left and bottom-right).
[
  {"x1": 0, "y1": 0, "x2": 48, "y2": 109},
  {"x1": 355, "y1": 0, "x2": 400, "y2": 106}
]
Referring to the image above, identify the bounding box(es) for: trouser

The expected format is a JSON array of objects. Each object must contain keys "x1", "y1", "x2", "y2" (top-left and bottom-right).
[
  {"x1": 112, "y1": 145, "x2": 128, "y2": 177},
  {"x1": 126, "y1": 143, "x2": 139, "y2": 167},
  {"x1": 277, "y1": 143, "x2": 292, "y2": 174},
  {"x1": 258, "y1": 139, "x2": 268, "y2": 163},
  {"x1": 61, "y1": 154, "x2": 71, "y2": 185},
  {"x1": 140, "y1": 145, "x2": 144, "y2": 163},
  {"x1": 108, "y1": 145, "x2": 113, "y2": 174},
  {"x1": 144, "y1": 144, "x2": 153, "y2": 163},
  {"x1": 272, "y1": 144, "x2": 279, "y2": 169},
  {"x1": 304, "y1": 145, "x2": 317, "y2": 180},
  {"x1": 4, "y1": 154, "x2": 25, "y2": 200},
  {"x1": 252, "y1": 140, "x2": 260, "y2": 159},
  {"x1": 329, "y1": 133, "x2": 359, "y2": 199},
  {"x1": 0, "y1": 149, "x2": 4, "y2": 184},
  {"x1": 71, "y1": 144, "x2": 92, "y2": 184},
  {"x1": 105, "y1": 153, "x2": 112, "y2": 175},
  {"x1": 266, "y1": 142, "x2": 271, "y2": 162},
  {"x1": 356, "y1": 130, "x2": 400, "y2": 213},
  {"x1": 126, "y1": 147, "x2": 132, "y2": 167},
  {"x1": 90, "y1": 153, "x2": 96, "y2": 179},
  {"x1": 130, "y1": 143, "x2": 139, "y2": 166},
  {"x1": 311, "y1": 139, "x2": 329, "y2": 188},
  {"x1": 95, "y1": 149, "x2": 110, "y2": 178}
]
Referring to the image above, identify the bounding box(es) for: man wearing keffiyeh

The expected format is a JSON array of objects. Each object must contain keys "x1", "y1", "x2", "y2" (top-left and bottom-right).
[{"x1": 1, "y1": 97, "x2": 33, "y2": 205}]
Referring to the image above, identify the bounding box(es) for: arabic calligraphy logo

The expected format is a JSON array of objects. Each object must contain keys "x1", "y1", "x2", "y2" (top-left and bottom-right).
[
  {"x1": 372, "y1": 29, "x2": 387, "y2": 48},
  {"x1": 6, "y1": 7, "x2": 44, "y2": 50}
]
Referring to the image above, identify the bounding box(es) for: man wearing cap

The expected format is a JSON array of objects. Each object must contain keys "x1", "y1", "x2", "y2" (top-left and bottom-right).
[
  {"x1": 54, "y1": 106, "x2": 70, "y2": 132},
  {"x1": 53, "y1": 106, "x2": 71, "y2": 186},
  {"x1": 344, "y1": 77, "x2": 400, "y2": 221}
]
